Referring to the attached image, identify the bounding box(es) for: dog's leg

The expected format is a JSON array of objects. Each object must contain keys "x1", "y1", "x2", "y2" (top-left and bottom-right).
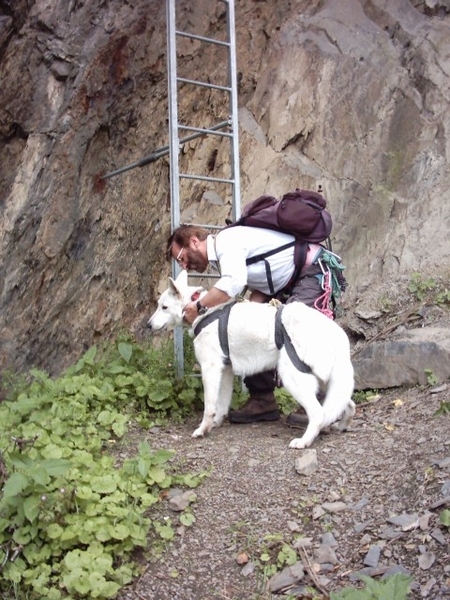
[
  {"x1": 321, "y1": 358, "x2": 355, "y2": 432},
  {"x1": 192, "y1": 362, "x2": 224, "y2": 438},
  {"x1": 288, "y1": 392, "x2": 326, "y2": 449},
  {"x1": 331, "y1": 399, "x2": 356, "y2": 432},
  {"x1": 278, "y1": 357, "x2": 325, "y2": 449},
  {"x1": 213, "y1": 365, "x2": 234, "y2": 427}
]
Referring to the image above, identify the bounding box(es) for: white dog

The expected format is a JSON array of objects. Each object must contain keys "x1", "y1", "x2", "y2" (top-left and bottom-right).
[{"x1": 147, "y1": 270, "x2": 355, "y2": 449}]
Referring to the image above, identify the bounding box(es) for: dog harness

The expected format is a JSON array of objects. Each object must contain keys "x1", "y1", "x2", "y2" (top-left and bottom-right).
[
  {"x1": 274, "y1": 307, "x2": 312, "y2": 373},
  {"x1": 192, "y1": 302, "x2": 311, "y2": 373},
  {"x1": 192, "y1": 301, "x2": 237, "y2": 365}
]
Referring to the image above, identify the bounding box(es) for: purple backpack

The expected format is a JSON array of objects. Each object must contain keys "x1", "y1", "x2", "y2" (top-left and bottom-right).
[
  {"x1": 233, "y1": 188, "x2": 332, "y2": 243},
  {"x1": 224, "y1": 188, "x2": 333, "y2": 293}
]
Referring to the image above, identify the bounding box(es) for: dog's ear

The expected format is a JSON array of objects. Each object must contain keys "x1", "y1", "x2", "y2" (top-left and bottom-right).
[
  {"x1": 168, "y1": 277, "x2": 183, "y2": 299},
  {"x1": 174, "y1": 270, "x2": 188, "y2": 287},
  {"x1": 168, "y1": 270, "x2": 188, "y2": 298}
]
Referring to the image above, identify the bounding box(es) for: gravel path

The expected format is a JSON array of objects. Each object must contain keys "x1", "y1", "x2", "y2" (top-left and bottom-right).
[{"x1": 118, "y1": 386, "x2": 450, "y2": 600}]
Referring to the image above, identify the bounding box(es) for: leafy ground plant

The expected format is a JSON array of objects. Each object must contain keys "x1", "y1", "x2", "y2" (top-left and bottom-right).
[
  {"x1": 0, "y1": 338, "x2": 206, "y2": 599},
  {"x1": 408, "y1": 272, "x2": 450, "y2": 306},
  {"x1": 331, "y1": 572, "x2": 412, "y2": 599}
]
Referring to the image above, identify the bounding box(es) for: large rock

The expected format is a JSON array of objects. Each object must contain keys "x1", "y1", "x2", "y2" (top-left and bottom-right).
[{"x1": 353, "y1": 326, "x2": 450, "y2": 389}]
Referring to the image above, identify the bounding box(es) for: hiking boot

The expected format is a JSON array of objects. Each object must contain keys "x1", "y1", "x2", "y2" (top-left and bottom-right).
[
  {"x1": 285, "y1": 409, "x2": 309, "y2": 429},
  {"x1": 228, "y1": 394, "x2": 280, "y2": 424}
]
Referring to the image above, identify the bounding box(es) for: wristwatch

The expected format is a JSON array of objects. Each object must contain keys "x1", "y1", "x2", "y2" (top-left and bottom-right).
[{"x1": 196, "y1": 300, "x2": 208, "y2": 315}]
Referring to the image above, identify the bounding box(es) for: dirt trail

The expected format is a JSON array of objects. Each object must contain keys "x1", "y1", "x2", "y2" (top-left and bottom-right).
[{"x1": 119, "y1": 386, "x2": 450, "y2": 600}]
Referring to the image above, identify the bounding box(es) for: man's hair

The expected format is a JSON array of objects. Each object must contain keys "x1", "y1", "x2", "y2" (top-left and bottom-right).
[{"x1": 166, "y1": 224, "x2": 209, "y2": 260}]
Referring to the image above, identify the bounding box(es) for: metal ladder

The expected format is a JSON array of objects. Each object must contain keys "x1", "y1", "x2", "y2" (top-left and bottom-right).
[{"x1": 166, "y1": 0, "x2": 241, "y2": 376}]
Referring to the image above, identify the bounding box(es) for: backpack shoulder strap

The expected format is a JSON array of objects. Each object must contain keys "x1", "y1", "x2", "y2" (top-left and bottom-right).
[
  {"x1": 245, "y1": 240, "x2": 296, "y2": 266},
  {"x1": 292, "y1": 240, "x2": 309, "y2": 277},
  {"x1": 278, "y1": 241, "x2": 309, "y2": 294}
]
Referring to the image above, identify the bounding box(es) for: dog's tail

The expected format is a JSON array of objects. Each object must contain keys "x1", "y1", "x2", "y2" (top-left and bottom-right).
[{"x1": 321, "y1": 358, "x2": 355, "y2": 428}]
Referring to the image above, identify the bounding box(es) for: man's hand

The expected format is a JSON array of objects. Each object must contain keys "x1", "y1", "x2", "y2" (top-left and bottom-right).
[
  {"x1": 183, "y1": 301, "x2": 199, "y2": 324},
  {"x1": 183, "y1": 287, "x2": 231, "y2": 324}
]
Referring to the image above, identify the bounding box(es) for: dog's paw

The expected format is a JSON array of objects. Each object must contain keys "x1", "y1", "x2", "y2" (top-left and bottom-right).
[
  {"x1": 289, "y1": 437, "x2": 311, "y2": 449},
  {"x1": 192, "y1": 427, "x2": 205, "y2": 438}
]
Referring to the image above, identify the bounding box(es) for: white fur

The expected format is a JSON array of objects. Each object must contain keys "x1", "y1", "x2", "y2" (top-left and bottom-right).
[{"x1": 147, "y1": 270, "x2": 355, "y2": 449}]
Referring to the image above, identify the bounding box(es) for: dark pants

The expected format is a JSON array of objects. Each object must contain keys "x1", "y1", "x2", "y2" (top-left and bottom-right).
[{"x1": 244, "y1": 264, "x2": 325, "y2": 396}]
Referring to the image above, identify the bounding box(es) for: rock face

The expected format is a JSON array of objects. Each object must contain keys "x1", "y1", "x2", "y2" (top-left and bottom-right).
[{"x1": 0, "y1": 0, "x2": 450, "y2": 377}]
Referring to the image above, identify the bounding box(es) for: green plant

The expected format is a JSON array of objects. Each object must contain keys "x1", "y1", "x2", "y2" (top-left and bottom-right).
[
  {"x1": 66, "y1": 333, "x2": 205, "y2": 422},
  {"x1": 330, "y1": 573, "x2": 412, "y2": 599},
  {"x1": 440, "y1": 508, "x2": 450, "y2": 529},
  {"x1": 274, "y1": 388, "x2": 299, "y2": 415},
  {"x1": 0, "y1": 338, "x2": 207, "y2": 599},
  {"x1": 352, "y1": 390, "x2": 380, "y2": 404},
  {"x1": 424, "y1": 368, "x2": 439, "y2": 387},
  {"x1": 408, "y1": 273, "x2": 437, "y2": 302},
  {"x1": 228, "y1": 524, "x2": 300, "y2": 584},
  {"x1": 436, "y1": 288, "x2": 450, "y2": 306},
  {"x1": 407, "y1": 272, "x2": 450, "y2": 307},
  {"x1": 378, "y1": 294, "x2": 393, "y2": 313},
  {"x1": 435, "y1": 400, "x2": 450, "y2": 416}
]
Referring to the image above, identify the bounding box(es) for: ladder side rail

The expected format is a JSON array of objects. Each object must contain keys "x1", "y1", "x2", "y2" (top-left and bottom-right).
[
  {"x1": 167, "y1": 0, "x2": 184, "y2": 377},
  {"x1": 227, "y1": 0, "x2": 241, "y2": 220}
]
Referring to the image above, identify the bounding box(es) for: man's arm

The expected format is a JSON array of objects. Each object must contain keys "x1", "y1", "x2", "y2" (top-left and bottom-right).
[{"x1": 183, "y1": 287, "x2": 231, "y2": 324}]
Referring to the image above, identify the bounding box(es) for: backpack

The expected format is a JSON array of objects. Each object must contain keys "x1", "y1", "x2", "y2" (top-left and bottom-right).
[
  {"x1": 225, "y1": 188, "x2": 333, "y2": 291},
  {"x1": 223, "y1": 188, "x2": 347, "y2": 314},
  {"x1": 229, "y1": 188, "x2": 332, "y2": 244}
]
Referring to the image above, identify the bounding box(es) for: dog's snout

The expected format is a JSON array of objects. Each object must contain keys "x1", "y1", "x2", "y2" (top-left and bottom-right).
[{"x1": 146, "y1": 319, "x2": 153, "y2": 330}]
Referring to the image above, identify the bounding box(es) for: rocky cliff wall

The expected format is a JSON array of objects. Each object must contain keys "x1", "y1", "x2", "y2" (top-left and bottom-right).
[{"x1": 0, "y1": 0, "x2": 449, "y2": 375}]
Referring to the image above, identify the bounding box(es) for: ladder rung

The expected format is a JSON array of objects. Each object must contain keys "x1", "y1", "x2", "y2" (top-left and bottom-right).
[
  {"x1": 180, "y1": 173, "x2": 235, "y2": 184},
  {"x1": 176, "y1": 30, "x2": 230, "y2": 48},
  {"x1": 178, "y1": 125, "x2": 232, "y2": 138},
  {"x1": 184, "y1": 223, "x2": 224, "y2": 230},
  {"x1": 189, "y1": 272, "x2": 220, "y2": 279},
  {"x1": 177, "y1": 77, "x2": 231, "y2": 92}
]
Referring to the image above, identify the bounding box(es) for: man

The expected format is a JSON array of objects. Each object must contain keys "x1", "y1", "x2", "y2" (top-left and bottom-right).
[{"x1": 167, "y1": 223, "x2": 334, "y2": 426}]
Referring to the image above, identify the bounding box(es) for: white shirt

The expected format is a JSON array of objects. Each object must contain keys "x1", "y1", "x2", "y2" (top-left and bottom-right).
[{"x1": 206, "y1": 226, "x2": 297, "y2": 297}]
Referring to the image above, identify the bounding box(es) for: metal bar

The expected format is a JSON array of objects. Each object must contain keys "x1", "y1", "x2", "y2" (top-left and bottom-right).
[
  {"x1": 102, "y1": 150, "x2": 168, "y2": 179},
  {"x1": 182, "y1": 223, "x2": 224, "y2": 229},
  {"x1": 102, "y1": 120, "x2": 230, "y2": 180},
  {"x1": 176, "y1": 30, "x2": 230, "y2": 47},
  {"x1": 189, "y1": 272, "x2": 220, "y2": 279},
  {"x1": 167, "y1": 0, "x2": 184, "y2": 378},
  {"x1": 177, "y1": 76, "x2": 231, "y2": 92},
  {"x1": 227, "y1": 0, "x2": 241, "y2": 220}
]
